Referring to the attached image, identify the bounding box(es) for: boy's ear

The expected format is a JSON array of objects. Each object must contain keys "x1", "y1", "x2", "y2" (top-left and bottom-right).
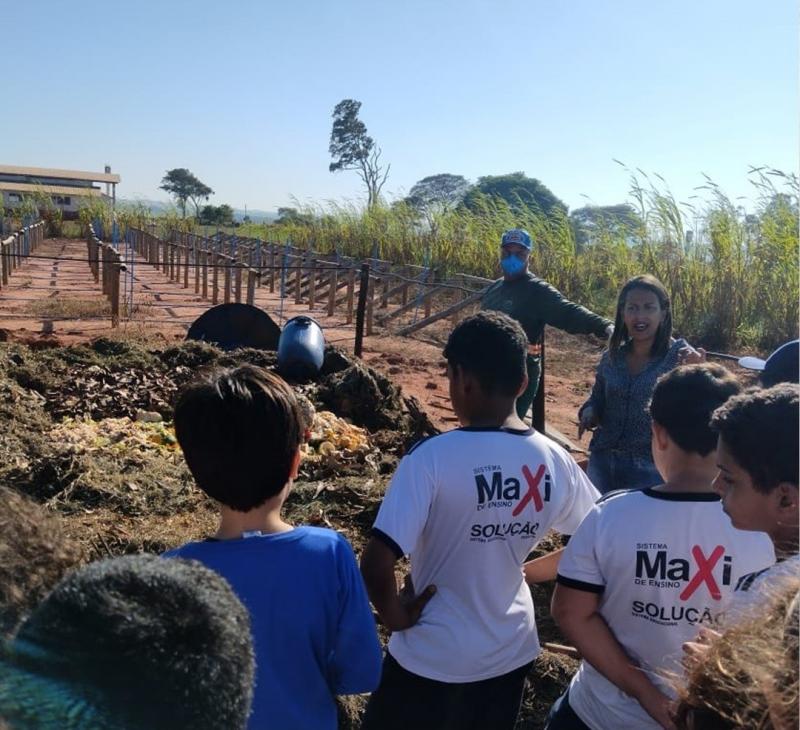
[
  {"x1": 776, "y1": 483, "x2": 799, "y2": 512},
  {"x1": 651, "y1": 421, "x2": 669, "y2": 451},
  {"x1": 289, "y1": 447, "x2": 302, "y2": 480},
  {"x1": 516, "y1": 372, "x2": 529, "y2": 399}
]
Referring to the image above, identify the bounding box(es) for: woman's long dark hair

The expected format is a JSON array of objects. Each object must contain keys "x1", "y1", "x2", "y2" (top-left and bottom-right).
[{"x1": 609, "y1": 275, "x2": 672, "y2": 362}]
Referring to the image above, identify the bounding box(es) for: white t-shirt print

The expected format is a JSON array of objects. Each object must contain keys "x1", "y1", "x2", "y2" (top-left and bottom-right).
[
  {"x1": 372, "y1": 426, "x2": 600, "y2": 683},
  {"x1": 557, "y1": 488, "x2": 776, "y2": 730}
]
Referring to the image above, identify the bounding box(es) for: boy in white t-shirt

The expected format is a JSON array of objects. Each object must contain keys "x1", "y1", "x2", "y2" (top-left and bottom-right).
[
  {"x1": 359, "y1": 311, "x2": 601, "y2": 730},
  {"x1": 703, "y1": 383, "x2": 798, "y2": 623},
  {"x1": 547, "y1": 364, "x2": 775, "y2": 730}
]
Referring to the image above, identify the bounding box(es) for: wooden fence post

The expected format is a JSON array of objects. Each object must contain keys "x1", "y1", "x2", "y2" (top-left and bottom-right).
[
  {"x1": 234, "y1": 263, "x2": 243, "y2": 303},
  {"x1": 194, "y1": 242, "x2": 200, "y2": 293},
  {"x1": 366, "y1": 272, "x2": 376, "y2": 336},
  {"x1": 354, "y1": 264, "x2": 369, "y2": 358},
  {"x1": 246, "y1": 269, "x2": 256, "y2": 305},
  {"x1": 327, "y1": 267, "x2": 338, "y2": 316},
  {"x1": 308, "y1": 258, "x2": 317, "y2": 310},
  {"x1": 269, "y1": 244, "x2": 276, "y2": 292},
  {"x1": 110, "y1": 250, "x2": 121, "y2": 328},
  {"x1": 381, "y1": 268, "x2": 390, "y2": 308},
  {"x1": 212, "y1": 252, "x2": 219, "y2": 304},
  {"x1": 424, "y1": 268, "x2": 435, "y2": 318},
  {"x1": 223, "y1": 257, "x2": 232, "y2": 303},
  {"x1": 294, "y1": 254, "x2": 303, "y2": 304},
  {"x1": 202, "y1": 249, "x2": 209, "y2": 299}
]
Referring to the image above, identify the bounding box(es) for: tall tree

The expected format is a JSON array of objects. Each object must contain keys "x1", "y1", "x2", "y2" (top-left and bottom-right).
[
  {"x1": 406, "y1": 174, "x2": 471, "y2": 213},
  {"x1": 328, "y1": 99, "x2": 389, "y2": 207},
  {"x1": 159, "y1": 168, "x2": 214, "y2": 219},
  {"x1": 405, "y1": 173, "x2": 471, "y2": 232},
  {"x1": 461, "y1": 172, "x2": 567, "y2": 217},
  {"x1": 274, "y1": 207, "x2": 314, "y2": 226},
  {"x1": 199, "y1": 204, "x2": 234, "y2": 226},
  {"x1": 569, "y1": 204, "x2": 643, "y2": 248}
]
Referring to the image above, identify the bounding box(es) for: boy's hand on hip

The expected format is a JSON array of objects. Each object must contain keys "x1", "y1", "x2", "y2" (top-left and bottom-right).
[{"x1": 384, "y1": 584, "x2": 436, "y2": 632}]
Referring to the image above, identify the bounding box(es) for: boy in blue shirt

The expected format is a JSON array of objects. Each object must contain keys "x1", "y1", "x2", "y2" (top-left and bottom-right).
[{"x1": 165, "y1": 364, "x2": 382, "y2": 730}]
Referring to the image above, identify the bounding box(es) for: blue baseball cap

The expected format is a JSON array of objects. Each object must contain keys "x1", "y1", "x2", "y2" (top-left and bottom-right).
[
  {"x1": 761, "y1": 340, "x2": 799, "y2": 387},
  {"x1": 740, "y1": 339, "x2": 799, "y2": 387},
  {"x1": 500, "y1": 229, "x2": 532, "y2": 251}
]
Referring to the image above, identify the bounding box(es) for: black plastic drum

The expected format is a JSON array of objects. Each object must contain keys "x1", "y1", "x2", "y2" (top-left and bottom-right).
[
  {"x1": 277, "y1": 316, "x2": 326, "y2": 379},
  {"x1": 186, "y1": 304, "x2": 281, "y2": 351}
]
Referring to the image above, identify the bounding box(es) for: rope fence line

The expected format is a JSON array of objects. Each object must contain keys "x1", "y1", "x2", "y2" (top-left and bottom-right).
[
  {"x1": 4, "y1": 253, "x2": 485, "y2": 293},
  {"x1": 117, "y1": 227, "x2": 491, "y2": 337},
  {"x1": 1, "y1": 224, "x2": 490, "y2": 342}
]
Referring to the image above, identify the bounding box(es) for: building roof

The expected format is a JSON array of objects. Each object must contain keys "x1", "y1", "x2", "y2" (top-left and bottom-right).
[
  {"x1": 0, "y1": 182, "x2": 105, "y2": 197},
  {"x1": 0, "y1": 165, "x2": 120, "y2": 184}
]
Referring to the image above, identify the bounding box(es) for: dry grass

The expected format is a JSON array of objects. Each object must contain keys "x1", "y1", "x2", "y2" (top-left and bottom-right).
[{"x1": 27, "y1": 297, "x2": 111, "y2": 319}]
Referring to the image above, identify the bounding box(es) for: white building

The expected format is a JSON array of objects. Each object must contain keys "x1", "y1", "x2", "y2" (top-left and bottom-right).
[{"x1": 0, "y1": 165, "x2": 120, "y2": 219}]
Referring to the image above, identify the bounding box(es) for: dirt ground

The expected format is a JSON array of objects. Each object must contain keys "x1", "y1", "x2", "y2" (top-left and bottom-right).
[{"x1": 0, "y1": 238, "x2": 614, "y2": 728}]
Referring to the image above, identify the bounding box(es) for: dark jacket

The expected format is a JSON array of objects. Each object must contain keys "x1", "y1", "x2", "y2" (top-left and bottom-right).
[{"x1": 481, "y1": 272, "x2": 611, "y2": 347}]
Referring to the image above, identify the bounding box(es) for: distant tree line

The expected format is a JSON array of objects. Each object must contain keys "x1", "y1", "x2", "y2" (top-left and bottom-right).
[
  {"x1": 160, "y1": 168, "x2": 243, "y2": 226},
  {"x1": 326, "y1": 98, "x2": 642, "y2": 245}
]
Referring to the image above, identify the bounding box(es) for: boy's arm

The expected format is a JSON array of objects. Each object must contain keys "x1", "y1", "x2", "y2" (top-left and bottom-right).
[
  {"x1": 551, "y1": 584, "x2": 675, "y2": 730},
  {"x1": 523, "y1": 547, "x2": 564, "y2": 583},
  {"x1": 360, "y1": 537, "x2": 436, "y2": 632},
  {"x1": 330, "y1": 538, "x2": 384, "y2": 695}
]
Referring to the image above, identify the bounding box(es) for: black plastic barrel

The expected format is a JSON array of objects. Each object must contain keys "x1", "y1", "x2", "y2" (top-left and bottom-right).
[
  {"x1": 186, "y1": 304, "x2": 281, "y2": 351},
  {"x1": 277, "y1": 316, "x2": 325, "y2": 380}
]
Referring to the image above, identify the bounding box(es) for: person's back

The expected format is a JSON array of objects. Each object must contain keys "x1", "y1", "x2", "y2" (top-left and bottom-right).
[
  {"x1": 361, "y1": 312, "x2": 600, "y2": 730},
  {"x1": 167, "y1": 526, "x2": 376, "y2": 728},
  {"x1": 377, "y1": 426, "x2": 599, "y2": 681},
  {"x1": 549, "y1": 364, "x2": 775, "y2": 730},
  {"x1": 165, "y1": 365, "x2": 382, "y2": 730},
  {"x1": 558, "y1": 488, "x2": 774, "y2": 728}
]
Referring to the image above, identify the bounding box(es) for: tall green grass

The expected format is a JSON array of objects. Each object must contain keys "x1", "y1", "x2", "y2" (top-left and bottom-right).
[
  {"x1": 244, "y1": 168, "x2": 797, "y2": 352},
  {"x1": 69, "y1": 169, "x2": 798, "y2": 352}
]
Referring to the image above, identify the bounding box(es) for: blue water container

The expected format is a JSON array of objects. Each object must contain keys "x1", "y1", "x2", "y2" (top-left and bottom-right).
[{"x1": 277, "y1": 316, "x2": 326, "y2": 379}]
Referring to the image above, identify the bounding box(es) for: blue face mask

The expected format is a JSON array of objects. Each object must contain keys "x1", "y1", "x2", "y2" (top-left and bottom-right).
[{"x1": 501, "y1": 254, "x2": 526, "y2": 277}]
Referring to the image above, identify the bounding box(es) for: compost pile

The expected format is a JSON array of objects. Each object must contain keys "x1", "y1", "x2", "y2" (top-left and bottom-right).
[
  {"x1": 0, "y1": 336, "x2": 575, "y2": 730},
  {"x1": 0, "y1": 337, "x2": 436, "y2": 519}
]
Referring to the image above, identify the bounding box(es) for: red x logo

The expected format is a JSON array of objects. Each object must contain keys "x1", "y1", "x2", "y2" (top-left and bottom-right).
[
  {"x1": 512, "y1": 464, "x2": 546, "y2": 516},
  {"x1": 679, "y1": 545, "x2": 725, "y2": 601}
]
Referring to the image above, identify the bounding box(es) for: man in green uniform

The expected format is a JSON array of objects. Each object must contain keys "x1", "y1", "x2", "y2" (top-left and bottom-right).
[{"x1": 482, "y1": 228, "x2": 613, "y2": 421}]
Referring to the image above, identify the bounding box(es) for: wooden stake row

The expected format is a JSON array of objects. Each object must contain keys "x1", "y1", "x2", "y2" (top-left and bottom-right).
[{"x1": 1, "y1": 221, "x2": 44, "y2": 288}]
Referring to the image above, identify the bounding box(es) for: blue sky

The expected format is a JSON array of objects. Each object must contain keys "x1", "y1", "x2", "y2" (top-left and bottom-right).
[{"x1": 3, "y1": 0, "x2": 796, "y2": 213}]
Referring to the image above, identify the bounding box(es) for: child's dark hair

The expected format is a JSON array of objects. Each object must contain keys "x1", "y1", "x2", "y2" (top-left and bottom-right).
[
  {"x1": 443, "y1": 311, "x2": 527, "y2": 398},
  {"x1": 3, "y1": 554, "x2": 254, "y2": 729},
  {"x1": 175, "y1": 365, "x2": 304, "y2": 511},
  {"x1": 609, "y1": 275, "x2": 672, "y2": 361},
  {"x1": 650, "y1": 364, "x2": 741, "y2": 456},
  {"x1": 710, "y1": 383, "x2": 799, "y2": 493}
]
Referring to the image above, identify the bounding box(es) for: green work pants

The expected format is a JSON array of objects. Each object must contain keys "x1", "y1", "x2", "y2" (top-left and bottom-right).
[{"x1": 516, "y1": 355, "x2": 541, "y2": 420}]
